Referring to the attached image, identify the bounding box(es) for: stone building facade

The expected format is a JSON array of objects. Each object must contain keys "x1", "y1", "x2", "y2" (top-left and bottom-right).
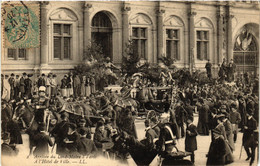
[{"x1": 1, "y1": 1, "x2": 259, "y2": 82}]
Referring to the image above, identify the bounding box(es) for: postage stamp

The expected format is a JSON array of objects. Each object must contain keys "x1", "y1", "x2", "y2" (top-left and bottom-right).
[{"x1": 1, "y1": 2, "x2": 40, "y2": 48}]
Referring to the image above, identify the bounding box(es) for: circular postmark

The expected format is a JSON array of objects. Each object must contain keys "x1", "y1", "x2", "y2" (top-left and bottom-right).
[{"x1": 2, "y1": 3, "x2": 39, "y2": 48}]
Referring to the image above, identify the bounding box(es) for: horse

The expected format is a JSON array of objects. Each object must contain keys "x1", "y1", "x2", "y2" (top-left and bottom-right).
[
  {"x1": 112, "y1": 127, "x2": 193, "y2": 166},
  {"x1": 12, "y1": 102, "x2": 58, "y2": 157}
]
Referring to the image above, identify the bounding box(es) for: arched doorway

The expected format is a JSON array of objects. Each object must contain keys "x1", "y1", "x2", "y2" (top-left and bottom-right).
[
  {"x1": 91, "y1": 12, "x2": 113, "y2": 60},
  {"x1": 233, "y1": 27, "x2": 259, "y2": 77}
]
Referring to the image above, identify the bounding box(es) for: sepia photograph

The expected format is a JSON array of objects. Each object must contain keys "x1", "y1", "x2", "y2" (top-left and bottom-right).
[{"x1": 0, "y1": 0, "x2": 259, "y2": 166}]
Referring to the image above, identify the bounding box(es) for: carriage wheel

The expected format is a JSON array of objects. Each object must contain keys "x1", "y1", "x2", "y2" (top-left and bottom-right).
[{"x1": 146, "y1": 110, "x2": 157, "y2": 121}]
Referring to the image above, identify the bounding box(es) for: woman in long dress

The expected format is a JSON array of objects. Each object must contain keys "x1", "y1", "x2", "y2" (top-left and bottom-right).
[{"x1": 206, "y1": 115, "x2": 234, "y2": 165}]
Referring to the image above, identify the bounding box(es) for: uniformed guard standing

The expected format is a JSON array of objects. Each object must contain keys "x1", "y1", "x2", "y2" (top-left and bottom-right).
[
  {"x1": 8, "y1": 73, "x2": 15, "y2": 100},
  {"x1": 35, "y1": 86, "x2": 50, "y2": 124}
]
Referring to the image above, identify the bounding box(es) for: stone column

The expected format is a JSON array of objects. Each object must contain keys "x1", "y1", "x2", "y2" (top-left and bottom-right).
[
  {"x1": 188, "y1": 10, "x2": 197, "y2": 73},
  {"x1": 122, "y1": 6, "x2": 131, "y2": 56},
  {"x1": 83, "y1": 3, "x2": 92, "y2": 55},
  {"x1": 217, "y1": 12, "x2": 224, "y2": 65},
  {"x1": 157, "y1": 9, "x2": 165, "y2": 60},
  {"x1": 40, "y1": 2, "x2": 49, "y2": 67},
  {"x1": 227, "y1": 13, "x2": 234, "y2": 63}
]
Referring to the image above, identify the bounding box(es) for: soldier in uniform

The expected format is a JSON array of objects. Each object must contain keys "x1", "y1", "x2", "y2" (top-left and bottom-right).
[{"x1": 35, "y1": 86, "x2": 50, "y2": 124}]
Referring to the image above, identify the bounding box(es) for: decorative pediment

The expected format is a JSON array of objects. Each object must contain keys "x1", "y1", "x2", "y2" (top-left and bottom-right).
[
  {"x1": 164, "y1": 16, "x2": 184, "y2": 27},
  {"x1": 195, "y1": 18, "x2": 213, "y2": 28},
  {"x1": 130, "y1": 13, "x2": 152, "y2": 25},
  {"x1": 50, "y1": 9, "x2": 77, "y2": 21}
]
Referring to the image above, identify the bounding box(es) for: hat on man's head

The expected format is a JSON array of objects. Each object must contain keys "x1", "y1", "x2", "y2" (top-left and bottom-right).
[
  {"x1": 41, "y1": 73, "x2": 45, "y2": 76},
  {"x1": 11, "y1": 73, "x2": 14, "y2": 76},
  {"x1": 23, "y1": 72, "x2": 27, "y2": 76}
]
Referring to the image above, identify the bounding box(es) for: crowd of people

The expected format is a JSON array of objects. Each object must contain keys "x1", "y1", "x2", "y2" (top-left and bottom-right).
[{"x1": 1, "y1": 63, "x2": 259, "y2": 165}]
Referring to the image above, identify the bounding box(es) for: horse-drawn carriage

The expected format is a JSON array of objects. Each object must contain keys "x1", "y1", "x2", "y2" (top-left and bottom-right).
[{"x1": 137, "y1": 86, "x2": 172, "y2": 117}]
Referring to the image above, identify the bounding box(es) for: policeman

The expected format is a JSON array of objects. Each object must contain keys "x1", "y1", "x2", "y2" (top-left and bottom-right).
[{"x1": 35, "y1": 86, "x2": 50, "y2": 124}]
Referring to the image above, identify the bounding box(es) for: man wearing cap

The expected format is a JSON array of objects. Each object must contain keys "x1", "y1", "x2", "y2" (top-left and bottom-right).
[
  {"x1": 20, "y1": 73, "x2": 27, "y2": 98},
  {"x1": 1, "y1": 133, "x2": 18, "y2": 156},
  {"x1": 76, "y1": 128, "x2": 97, "y2": 157},
  {"x1": 242, "y1": 111, "x2": 258, "y2": 165},
  {"x1": 32, "y1": 123, "x2": 54, "y2": 156},
  {"x1": 8, "y1": 73, "x2": 15, "y2": 100}
]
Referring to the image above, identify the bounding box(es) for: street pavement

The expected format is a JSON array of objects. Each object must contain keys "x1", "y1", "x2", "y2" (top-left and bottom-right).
[
  {"x1": 3, "y1": 114, "x2": 259, "y2": 166},
  {"x1": 135, "y1": 114, "x2": 259, "y2": 166}
]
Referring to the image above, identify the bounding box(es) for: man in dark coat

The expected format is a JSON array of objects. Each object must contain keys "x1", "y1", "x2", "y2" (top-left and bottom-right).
[
  {"x1": 185, "y1": 116, "x2": 198, "y2": 163},
  {"x1": 1, "y1": 101, "x2": 13, "y2": 133},
  {"x1": 25, "y1": 74, "x2": 33, "y2": 99},
  {"x1": 242, "y1": 110, "x2": 258, "y2": 166},
  {"x1": 37, "y1": 74, "x2": 46, "y2": 88},
  {"x1": 1, "y1": 133, "x2": 18, "y2": 156},
  {"x1": 14, "y1": 75, "x2": 20, "y2": 100},
  {"x1": 197, "y1": 99, "x2": 209, "y2": 135},
  {"x1": 51, "y1": 112, "x2": 71, "y2": 155},
  {"x1": 175, "y1": 102, "x2": 187, "y2": 138},
  {"x1": 8, "y1": 73, "x2": 15, "y2": 100},
  {"x1": 76, "y1": 128, "x2": 97, "y2": 157},
  {"x1": 20, "y1": 73, "x2": 27, "y2": 98},
  {"x1": 33, "y1": 124, "x2": 54, "y2": 156},
  {"x1": 205, "y1": 60, "x2": 212, "y2": 79}
]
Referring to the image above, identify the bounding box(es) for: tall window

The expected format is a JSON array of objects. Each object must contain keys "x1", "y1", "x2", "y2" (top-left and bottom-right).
[
  {"x1": 132, "y1": 27, "x2": 147, "y2": 59},
  {"x1": 53, "y1": 24, "x2": 72, "y2": 60},
  {"x1": 7, "y1": 48, "x2": 26, "y2": 60},
  {"x1": 166, "y1": 29, "x2": 180, "y2": 60},
  {"x1": 196, "y1": 30, "x2": 209, "y2": 60}
]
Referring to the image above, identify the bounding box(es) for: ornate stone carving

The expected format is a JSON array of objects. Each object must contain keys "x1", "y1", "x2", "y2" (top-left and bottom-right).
[
  {"x1": 157, "y1": 9, "x2": 165, "y2": 15},
  {"x1": 188, "y1": 11, "x2": 197, "y2": 17},
  {"x1": 122, "y1": 6, "x2": 131, "y2": 12},
  {"x1": 164, "y1": 16, "x2": 184, "y2": 27},
  {"x1": 195, "y1": 18, "x2": 213, "y2": 28},
  {"x1": 40, "y1": 1, "x2": 49, "y2": 6},
  {"x1": 84, "y1": 3, "x2": 92, "y2": 9},
  {"x1": 50, "y1": 9, "x2": 77, "y2": 21},
  {"x1": 130, "y1": 13, "x2": 152, "y2": 25}
]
